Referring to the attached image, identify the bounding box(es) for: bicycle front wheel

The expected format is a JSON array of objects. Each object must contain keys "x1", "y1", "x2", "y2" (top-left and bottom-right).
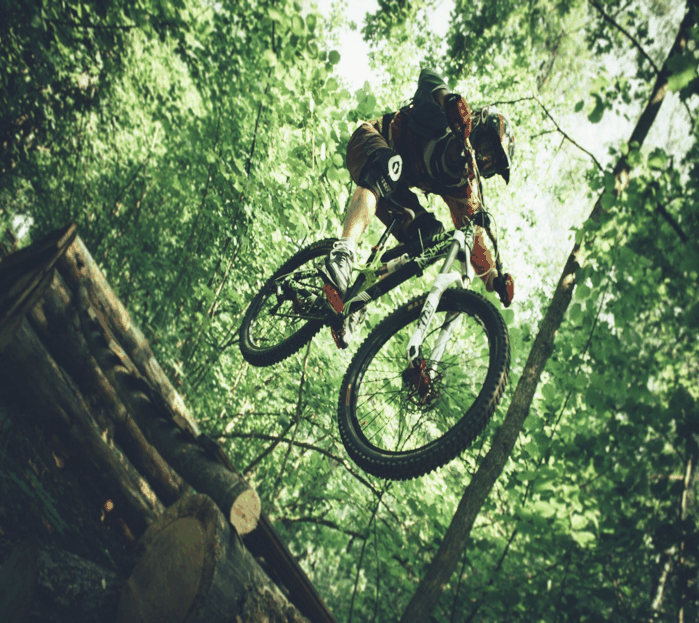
[
  {"x1": 239, "y1": 239, "x2": 336, "y2": 367},
  {"x1": 338, "y1": 289, "x2": 510, "y2": 480}
]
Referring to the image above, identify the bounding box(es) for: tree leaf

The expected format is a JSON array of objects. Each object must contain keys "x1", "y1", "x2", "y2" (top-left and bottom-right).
[{"x1": 588, "y1": 93, "x2": 605, "y2": 124}]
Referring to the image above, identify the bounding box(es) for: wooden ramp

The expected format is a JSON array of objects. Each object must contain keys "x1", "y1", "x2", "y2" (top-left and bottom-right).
[{"x1": 0, "y1": 225, "x2": 336, "y2": 623}]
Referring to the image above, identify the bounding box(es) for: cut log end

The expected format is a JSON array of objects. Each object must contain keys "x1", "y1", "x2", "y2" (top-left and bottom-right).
[
  {"x1": 229, "y1": 488, "x2": 261, "y2": 536},
  {"x1": 117, "y1": 517, "x2": 206, "y2": 623},
  {"x1": 117, "y1": 494, "x2": 309, "y2": 623}
]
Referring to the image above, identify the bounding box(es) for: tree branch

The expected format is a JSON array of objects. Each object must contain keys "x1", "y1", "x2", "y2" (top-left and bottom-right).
[
  {"x1": 280, "y1": 516, "x2": 364, "y2": 539},
  {"x1": 655, "y1": 198, "x2": 689, "y2": 244},
  {"x1": 220, "y1": 431, "x2": 382, "y2": 499},
  {"x1": 588, "y1": 0, "x2": 695, "y2": 125},
  {"x1": 534, "y1": 96, "x2": 604, "y2": 171},
  {"x1": 271, "y1": 341, "x2": 312, "y2": 502},
  {"x1": 588, "y1": 0, "x2": 660, "y2": 74},
  {"x1": 348, "y1": 492, "x2": 383, "y2": 623}
]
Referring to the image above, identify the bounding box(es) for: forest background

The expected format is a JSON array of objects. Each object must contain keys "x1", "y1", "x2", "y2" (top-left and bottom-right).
[{"x1": 0, "y1": 0, "x2": 698, "y2": 621}]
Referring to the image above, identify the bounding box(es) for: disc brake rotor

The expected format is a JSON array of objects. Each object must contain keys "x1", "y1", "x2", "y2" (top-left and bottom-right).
[{"x1": 401, "y1": 359, "x2": 444, "y2": 409}]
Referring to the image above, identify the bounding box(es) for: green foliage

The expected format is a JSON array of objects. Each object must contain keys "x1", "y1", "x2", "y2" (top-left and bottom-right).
[{"x1": 1, "y1": 0, "x2": 698, "y2": 621}]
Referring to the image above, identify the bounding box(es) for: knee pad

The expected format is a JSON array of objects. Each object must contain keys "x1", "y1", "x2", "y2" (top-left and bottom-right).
[{"x1": 358, "y1": 149, "x2": 403, "y2": 199}]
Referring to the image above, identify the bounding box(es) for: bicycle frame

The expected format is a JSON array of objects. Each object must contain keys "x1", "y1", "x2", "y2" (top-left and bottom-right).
[
  {"x1": 342, "y1": 220, "x2": 478, "y2": 368},
  {"x1": 273, "y1": 214, "x2": 496, "y2": 364}
]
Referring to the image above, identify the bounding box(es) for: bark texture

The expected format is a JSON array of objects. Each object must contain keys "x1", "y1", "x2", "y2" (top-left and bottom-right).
[
  {"x1": 0, "y1": 318, "x2": 164, "y2": 537},
  {"x1": 27, "y1": 270, "x2": 190, "y2": 507},
  {"x1": 0, "y1": 538, "x2": 121, "y2": 623},
  {"x1": 116, "y1": 494, "x2": 309, "y2": 623}
]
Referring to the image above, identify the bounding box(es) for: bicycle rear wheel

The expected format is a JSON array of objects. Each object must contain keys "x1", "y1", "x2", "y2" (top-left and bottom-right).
[
  {"x1": 338, "y1": 289, "x2": 510, "y2": 480},
  {"x1": 239, "y1": 239, "x2": 335, "y2": 367}
]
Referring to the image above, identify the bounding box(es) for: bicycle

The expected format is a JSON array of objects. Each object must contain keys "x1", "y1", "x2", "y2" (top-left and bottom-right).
[{"x1": 239, "y1": 209, "x2": 511, "y2": 480}]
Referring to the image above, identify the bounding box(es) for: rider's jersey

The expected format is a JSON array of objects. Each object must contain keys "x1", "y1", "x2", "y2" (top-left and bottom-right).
[{"x1": 374, "y1": 68, "x2": 484, "y2": 230}]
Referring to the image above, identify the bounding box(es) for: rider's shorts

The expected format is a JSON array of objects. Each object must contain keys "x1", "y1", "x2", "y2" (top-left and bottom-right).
[
  {"x1": 346, "y1": 122, "x2": 387, "y2": 188},
  {"x1": 346, "y1": 121, "x2": 428, "y2": 242}
]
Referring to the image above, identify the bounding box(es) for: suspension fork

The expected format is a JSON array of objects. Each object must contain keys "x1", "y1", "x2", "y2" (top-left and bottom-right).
[{"x1": 406, "y1": 228, "x2": 474, "y2": 369}]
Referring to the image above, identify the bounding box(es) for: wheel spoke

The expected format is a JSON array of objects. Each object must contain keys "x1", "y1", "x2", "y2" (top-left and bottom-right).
[
  {"x1": 352, "y1": 307, "x2": 491, "y2": 455},
  {"x1": 240, "y1": 241, "x2": 334, "y2": 365}
]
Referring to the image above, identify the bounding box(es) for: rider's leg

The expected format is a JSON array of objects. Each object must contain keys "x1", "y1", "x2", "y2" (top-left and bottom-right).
[
  {"x1": 341, "y1": 185, "x2": 377, "y2": 244},
  {"x1": 323, "y1": 186, "x2": 376, "y2": 299}
]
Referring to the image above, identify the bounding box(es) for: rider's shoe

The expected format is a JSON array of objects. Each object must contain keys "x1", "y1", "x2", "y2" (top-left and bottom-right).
[
  {"x1": 332, "y1": 307, "x2": 367, "y2": 349},
  {"x1": 323, "y1": 238, "x2": 356, "y2": 297}
]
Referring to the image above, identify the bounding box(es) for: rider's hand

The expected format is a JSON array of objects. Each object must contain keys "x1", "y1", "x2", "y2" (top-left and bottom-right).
[
  {"x1": 443, "y1": 94, "x2": 473, "y2": 140},
  {"x1": 493, "y1": 273, "x2": 514, "y2": 308}
]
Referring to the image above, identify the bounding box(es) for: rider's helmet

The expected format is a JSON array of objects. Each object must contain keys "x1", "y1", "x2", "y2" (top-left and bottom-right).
[{"x1": 470, "y1": 106, "x2": 515, "y2": 184}]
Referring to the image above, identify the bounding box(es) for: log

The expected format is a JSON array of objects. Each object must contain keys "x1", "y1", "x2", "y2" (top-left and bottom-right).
[
  {"x1": 0, "y1": 224, "x2": 76, "y2": 351},
  {"x1": 75, "y1": 284, "x2": 261, "y2": 536},
  {"x1": 57, "y1": 236, "x2": 201, "y2": 437},
  {"x1": 27, "y1": 270, "x2": 191, "y2": 507},
  {"x1": 116, "y1": 494, "x2": 309, "y2": 623},
  {"x1": 0, "y1": 537, "x2": 121, "y2": 623},
  {"x1": 0, "y1": 318, "x2": 164, "y2": 536}
]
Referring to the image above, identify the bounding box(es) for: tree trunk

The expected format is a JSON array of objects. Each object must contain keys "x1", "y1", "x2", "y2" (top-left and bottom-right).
[
  {"x1": 399, "y1": 7, "x2": 695, "y2": 622},
  {"x1": 116, "y1": 493, "x2": 309, "y2": 623}
]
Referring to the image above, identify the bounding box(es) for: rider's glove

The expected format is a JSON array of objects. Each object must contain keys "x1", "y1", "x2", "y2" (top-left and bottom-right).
[
  {"x1": 443, "y1": 94, "x2": 473, "y2": 140},
  {"x1": 493, "y1": 273, "x2": 514, "y2": 308}
]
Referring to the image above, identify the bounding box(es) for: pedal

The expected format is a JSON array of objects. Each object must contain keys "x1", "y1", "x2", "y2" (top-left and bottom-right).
[{"x1": 322, "y1": 283, "x2": 345, "y2": 314}]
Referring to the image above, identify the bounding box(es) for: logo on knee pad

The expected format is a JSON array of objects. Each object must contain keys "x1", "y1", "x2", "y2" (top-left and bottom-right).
[{"x1": 388, "y1": 155, "x2": 402, "y2": 181}]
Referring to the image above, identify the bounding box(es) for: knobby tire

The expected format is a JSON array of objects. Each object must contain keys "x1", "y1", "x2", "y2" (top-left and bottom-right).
[
  {"x1": 338, "y1": 289, "x2": 510, "y2": 480},
  {"x1": 239, "y1": 239, "x2": 336, "y2": 367}
]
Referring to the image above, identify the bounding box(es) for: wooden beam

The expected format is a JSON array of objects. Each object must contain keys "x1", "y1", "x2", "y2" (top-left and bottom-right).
[
  {"x1": 0, "y1": 318, "x2": 164, "y2": 536},
  {"x1": 27, "y1": 271, "x2": 191, "y2": 507}
]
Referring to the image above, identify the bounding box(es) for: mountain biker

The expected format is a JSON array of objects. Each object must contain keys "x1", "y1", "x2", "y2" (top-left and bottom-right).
[{"x1": 323, "y1": 68, "x2": 515, "y2": 345}]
